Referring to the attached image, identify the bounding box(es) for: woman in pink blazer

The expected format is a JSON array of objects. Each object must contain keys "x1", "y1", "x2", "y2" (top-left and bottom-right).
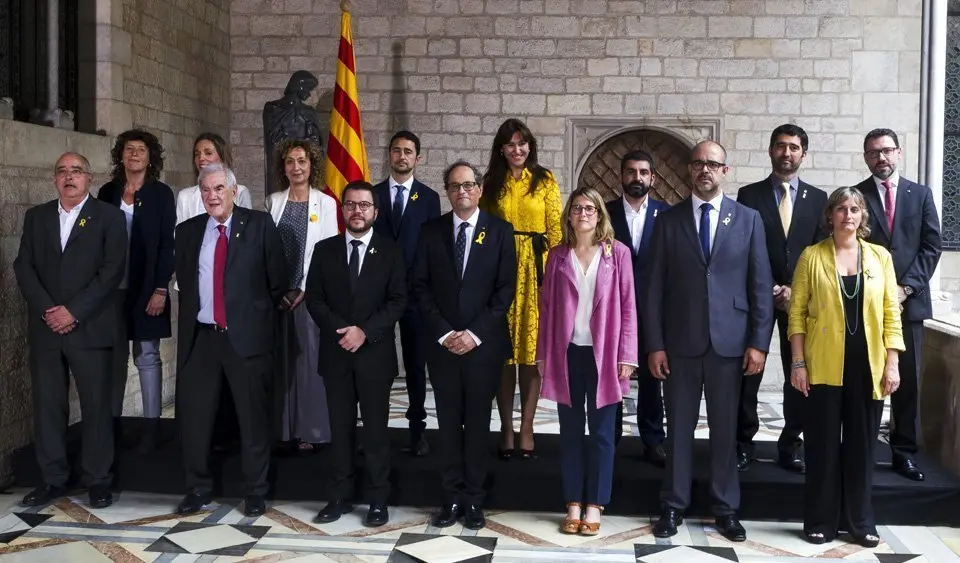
[{"x1": 537, "y1": 187, "x2": 638, "y2": 536}]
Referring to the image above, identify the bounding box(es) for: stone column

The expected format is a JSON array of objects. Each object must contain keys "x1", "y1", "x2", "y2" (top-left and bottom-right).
[{"x1": 920, "y1": 0, "x2": 948, "y2": 294}]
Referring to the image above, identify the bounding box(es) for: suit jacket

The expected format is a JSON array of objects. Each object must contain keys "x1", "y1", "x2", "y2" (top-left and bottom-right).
[
  {"x1": 606, "y1": 196, "x2": 670, "y2": 353},
  {"x1": 98, "y1": 180, "x2": 175, "y2": 339},
  {"x1": 856, "y1": 176, "x2": 942, "y2": 321},
  {"x1": 14, "y1": 197, "x2": 127, "y2": 349},
  {"x1": 788, "y1": 239, "x2": 905, "y2": 399},
  {"x1": 174, "y1": 206, "x2": 288, "y2": 367},
  {"x1": 537, "y1": 241, "x2": 638, "y2": 409},
  {"x1": 736, "y1": 177, "x2": 827, "y2": 287},
  {"x1": 373, "y1": 178, "x2": 441, "y2": 272},
  {"x1": 412, "y1": 210, "x2": 517, "y2": 366},
  {"x1": 266, "y1": 187, "x2": 339, "y2": 290},
  {"x1": 176, "y1": 184, "x2": 253, "y2": 225},
  {"x1": 644, "y1": 196, "x2": 775, "y2": 358},
  {"x1": 305, "y1": 232, "x2": 408, "y2": 378}
]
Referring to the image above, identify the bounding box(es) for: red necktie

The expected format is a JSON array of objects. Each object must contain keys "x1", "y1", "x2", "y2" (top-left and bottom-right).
[
  {"x1": 882, "y1": 180, "x2": 895, "y2": 231},
  {"x1": 213, "y1": 224, "x2": 228, "y2": 328}
]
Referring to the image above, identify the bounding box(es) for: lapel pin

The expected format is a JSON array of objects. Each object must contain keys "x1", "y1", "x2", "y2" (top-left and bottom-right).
[
  {"x1": 411, "y1": 192, "x2": 419, "y2": 202},
  {"x1": 310, "y1": 213, "x2": 319, "y2": 223},
  {"x1": 137, "y1": 200, "x2": 142, "y2": 207},
  {"x1": 235, "y1": 233, "x2": 239, "y2": 238},
  {"x1": 369, "y1": 247, "x2": 377, "y2": 255},
  {"x1": 802, "y1": 189, "x2": 807, "y2": 199},
  {"x1": 79, "y1": 218, "x2": 88, "y2": 228},
  {"x1": 603, "y1": 242, "x2": 612, "y2": 256},
  {"x1": 653, "y1": 209, "x2": 658, "y2": 217},
  {"x1": 475, "y1": 231, "x2": 486, "y2": 245},
  {"x1": 722, "y1": 213, "x2": 731, "y2": 226}
]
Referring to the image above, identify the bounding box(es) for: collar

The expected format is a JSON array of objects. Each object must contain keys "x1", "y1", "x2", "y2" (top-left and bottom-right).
[
  {"x1": 507, "y1": 167, "x2": 532, "y2": 183},
  {"x1": 769, "y1": 174, "x2": 799, "y2": 191},
  {"x1": 346, "y1": 228, "x2": 374, "y2": 248},
  {"x1": 691, "y1": 191, "x2": 724, "y2": 212},
  {"x1": 623, "y1": 195, "x2": 648, "y2": 216},
  {"x1": 206, "y1": 213, "x2": 233, "y2": 231},
  {"x1": 58, "y1": 193, "x2": 90, "y2": 216},
  {"x1": 453, "y1": 207, "x2": 481, "y2": 231},
  {"x1": 390, "y1": 176, "x2": 415, "y2": 192},
  {"x1": 873, "y1": 171, "x2": 900, "y2": 189}
]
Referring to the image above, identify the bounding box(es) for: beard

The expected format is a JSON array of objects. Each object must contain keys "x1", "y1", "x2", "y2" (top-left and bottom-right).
[
  {"x1": 772, "y1": 158, "x2": 799, "y2": 175},
  {"x1": 623, "y1": 181, "x2": 649, "y2": 199}
]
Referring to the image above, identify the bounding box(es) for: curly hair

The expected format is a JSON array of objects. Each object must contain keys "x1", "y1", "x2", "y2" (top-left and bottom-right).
[
  {"x1": 110, "y1": 129, "x2": 164, "y2": 185},
  {"x1": 273, "y1": 139, "x2": 324, "y2": 191}
]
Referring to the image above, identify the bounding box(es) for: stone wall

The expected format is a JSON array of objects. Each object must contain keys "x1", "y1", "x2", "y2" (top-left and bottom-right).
[{"x1": 230, "y1": 0, "x2": 923, "y2": 204}]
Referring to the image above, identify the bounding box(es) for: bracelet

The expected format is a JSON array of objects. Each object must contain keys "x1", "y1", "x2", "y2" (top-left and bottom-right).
[{"x1": 790, "y1": 360, "x2": 806, "y2": 370}]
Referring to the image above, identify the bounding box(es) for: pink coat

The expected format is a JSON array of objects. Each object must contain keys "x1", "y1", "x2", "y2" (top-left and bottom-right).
[{"x1": 537, "y1": 241, "x2": 638, "y2": 409}]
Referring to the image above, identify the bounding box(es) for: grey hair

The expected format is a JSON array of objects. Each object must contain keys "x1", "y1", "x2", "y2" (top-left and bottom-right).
[
  {"x1": 197, "y1": 162, "x2": 237, "y2": 189},
  {"x1": 56, "y1": 152, "x2": 92, "y2": 173},
  {"x1": 443, "y1": 159, "x2": 483, "y2": 188}
]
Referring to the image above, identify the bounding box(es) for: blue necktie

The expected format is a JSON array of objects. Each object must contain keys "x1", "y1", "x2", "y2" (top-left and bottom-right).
[
  {"x1": 392, "y1": 185, "x2": 405, "y2": 236},
  {"x1": 699, "y1": 202, "x2": 712, "y2": 262},
  {"x1": 455, "y1": 222, "x2": 468, "y2": 278}
]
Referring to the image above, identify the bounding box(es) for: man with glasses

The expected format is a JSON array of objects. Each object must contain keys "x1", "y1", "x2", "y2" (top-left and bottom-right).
[
  {"x1": 306, "y1": 181, "x2": 407, "y2": 526},
  {"x1": 855, "y1": 128, "x2": 941, "y2": 482},
  {"x1": 735, "y1": 124, "x2": 827, "y2": 474},
  {"x1": 645, "y1": 141, "x2": 774, "y2": 542},
  {"x1": 373, "y1": 131, "x2": 441, "y2": 457},
  {"x1": 412, "y1": 161, "x2": 517, "y2": 530},
  {"x1": 15, "y1": 152, "x2": 127, "y2": 509}
]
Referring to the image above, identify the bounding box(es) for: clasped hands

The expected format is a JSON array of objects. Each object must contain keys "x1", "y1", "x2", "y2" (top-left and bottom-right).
[
  {"x1": 44, "y1": 306, "x2": 77, "y2": 334},
  {"x1": 279, "y1": 289, "x2": 304, "y2": 311},
  {"x1": 442, "y1": 331, "x2": 478, "y2": 356}
]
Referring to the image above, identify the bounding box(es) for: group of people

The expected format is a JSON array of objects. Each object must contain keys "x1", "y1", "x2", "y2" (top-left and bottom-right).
[{"x1": 13, "y1": 118, "x2": 940, "y2": 546}]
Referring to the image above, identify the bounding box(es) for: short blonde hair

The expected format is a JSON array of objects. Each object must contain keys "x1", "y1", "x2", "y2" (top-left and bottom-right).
[
  {"x1": 561, "y1": 187, "x2": 615, "y2": 247},
  {"x1": 824, "y1": 186, "x2": 872, "y2": 239}
]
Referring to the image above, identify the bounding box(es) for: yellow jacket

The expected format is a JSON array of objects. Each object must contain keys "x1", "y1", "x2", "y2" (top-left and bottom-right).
[{"x1": 788, "y1": 238, "x2": 905, "y2": 400}]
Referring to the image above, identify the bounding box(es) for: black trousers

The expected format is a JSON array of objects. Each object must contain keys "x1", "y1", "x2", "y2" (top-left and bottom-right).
[
  {"x1": 178, "y1": 327, "x2": 272, "y2": 496},
  {"x1": 324, "y1": 368, "x2": 394, "y2": 504},
  {"x1": 399, "y1": 308, "x2": 428, "y2": 438},
  {"x1": 614, "y1": 363, "x2": 665, "y2": 447},
  {"x1": 889, "y1": 319, "x2": 924, "y2": 462},
  {"x1": 31, "y1": 345, "x2": 113, "y2": 488},
  {"x1": 429, "y1": 355, "x2": 501, "y2": 505},
  {"x1": 737, "y1": 309, "x2": 804, "y2": 458}
]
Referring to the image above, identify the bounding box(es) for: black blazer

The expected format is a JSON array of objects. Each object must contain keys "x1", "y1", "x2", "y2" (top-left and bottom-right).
[
  {"x1": 856, "y1": 176, "x2": 942, "y2": 321},
  {"x1": 97, "y1": 180, "x2": 175, "y2": 339},
  {"x1": 606, "y1": 196, "x2": 670, "y2": 353},
  {"x1": 174, "y1": 206, "x2": 288, "y2": 367},
  {"x1": 373, "y1": 179, "x2": 442, "y2": 272},
  {"x1": 14, "y1": 197, "x2": 127, "y2": 349},
  {"x1": 736, "y1": 177, "x2": 827, "y2": 287},
  {"x1": 412, "y1": 211, "x2": 517, "y2": 366},
  {"x1": 305, "y1": 232, "x2": 407, "y2": 378}
]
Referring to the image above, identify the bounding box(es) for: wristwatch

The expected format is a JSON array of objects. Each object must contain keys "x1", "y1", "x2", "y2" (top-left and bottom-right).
[{"x1": 902, "y1": 286, "x2": 914, "y2": 297}]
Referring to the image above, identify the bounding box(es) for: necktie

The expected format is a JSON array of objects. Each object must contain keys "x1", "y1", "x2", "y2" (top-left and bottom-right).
[
  {"x1": 455, "y1": 222, "x2": 468, "y2": 278},
  {"x1": 213, "y1": 224, "x2": 228, "y2": 329},
  {"x1": 882, "y1": 180, "x2": 895, "y2": 231},
  {"x1": 699, "y1": 202, "x2": 712, "y2": 262},
  {"x1": 392, "y1": 185, "x2": 405, "y2": 236},
  {"x1": 778, "y1": 182, "x2": 792, "y2": 236},
  {"x1": 349, "y1": 239, "x2": 362, "y2": 291}
]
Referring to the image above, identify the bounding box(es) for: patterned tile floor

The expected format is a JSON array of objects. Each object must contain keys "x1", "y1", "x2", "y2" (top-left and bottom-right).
[{"x1": 1, "y1": 379, "x2": 957, "y2": 562}]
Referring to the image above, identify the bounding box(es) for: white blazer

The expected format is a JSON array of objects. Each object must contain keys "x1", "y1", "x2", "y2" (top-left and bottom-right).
[
  {"x1": 176, "y1": 184, "x2": 253, "y2": 225},
  {"x1": 266, "y1": 187, "x2": 339, "y2": 290}
]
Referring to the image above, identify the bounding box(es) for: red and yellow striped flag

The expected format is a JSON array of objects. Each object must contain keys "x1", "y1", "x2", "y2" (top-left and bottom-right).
[{"x1": 324, "y1": 4, "x2": 370, "y2": 200}]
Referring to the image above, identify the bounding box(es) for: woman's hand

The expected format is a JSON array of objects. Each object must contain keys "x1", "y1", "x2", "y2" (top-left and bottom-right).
[
  {"x1": 790, "y1": 366, "x2": 810, "y2": 397},
  {"x1": 881, "y1": 362, "x2": 900, "y2": 396},
  {"x1": 145, "y1": 292, "x2": 165, "y2": 316},
  {"x1": 618, "y1": 363, "x2": 635, "y2": 381}
]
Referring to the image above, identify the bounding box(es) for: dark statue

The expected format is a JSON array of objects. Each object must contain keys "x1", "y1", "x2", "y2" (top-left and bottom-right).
[{"x1": 262, "y1": 70, "x2": 323, "y2": 194}]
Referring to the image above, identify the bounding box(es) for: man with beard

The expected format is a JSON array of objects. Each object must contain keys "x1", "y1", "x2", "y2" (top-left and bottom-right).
[
  {"x1": 646, "y1": 140, "x2": 773, "y2": 541},
  {"x1": 606, "y1": 151, "x2": 670, "y2": 465},
  {"x1": 735, "y1": 124, "x2": 827, "y2": 474},
  {"x1": 855, "y1": 128, "x2": 941, "y2": 482},
  {"x1": 307, "y1": 181, "x2": 407, "y2": 526},
  {"x1": 373, "y1": 131, "x2": 441, "y2": 457}
]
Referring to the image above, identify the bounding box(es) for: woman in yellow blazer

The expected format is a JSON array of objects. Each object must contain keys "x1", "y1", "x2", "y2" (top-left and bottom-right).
[{"x1": 788, "y1": 186, "x2": 904, "y2": 547}]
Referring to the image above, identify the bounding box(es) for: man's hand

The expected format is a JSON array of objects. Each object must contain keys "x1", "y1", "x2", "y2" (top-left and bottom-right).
[
  {"x1": 442, "y1": 331, "x2": 463, "y2": 351},
  {"x1": 145, "y1": 292, "x2": 165, "y2": 316},
  {"x1": 774, "y1": 285, "x2": 792, "y2": 311},
  {"x1": 742, "y1": 347, "x2": 766, "y2": 376},
  {"x1": 44, "y1": 306, "x2": 77, "y2": 334},
  {"x1": 449, "y1": 332, "x2": 478, "y2": 355},
  {"x1": 336, "y1": 326, "x2": 366, "y2": 352},
  {"x1": 618, "y1": 363, "x2": 635, "y2": 380},
  {"x1": 280, "y1": 289, "x2": 303, "y2": 311},
  {"x1": 648, "y1": 351, "x2": 670, "y2": 380},
  {"x1": 898, "y1": 286, "x2": 908, "y2": 304}
]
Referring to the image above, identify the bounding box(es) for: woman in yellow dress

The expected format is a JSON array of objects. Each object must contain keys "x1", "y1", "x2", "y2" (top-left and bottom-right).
[{"x1": 482, "y1": 118, "x2": 563, "y2": 459}]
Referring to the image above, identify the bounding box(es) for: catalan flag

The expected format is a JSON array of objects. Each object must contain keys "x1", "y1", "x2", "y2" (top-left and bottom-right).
[{"x1": 324, "y1": 4, "x2": 370, "y2": 200}]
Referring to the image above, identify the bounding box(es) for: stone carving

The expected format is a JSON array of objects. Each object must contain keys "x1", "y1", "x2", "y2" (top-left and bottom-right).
[
  {"x1": 262, "y1": 70, "x2": 323, "y2": 194},
  {"x1": 0, "y1": 97, "x2": 14, "y2": 120}
]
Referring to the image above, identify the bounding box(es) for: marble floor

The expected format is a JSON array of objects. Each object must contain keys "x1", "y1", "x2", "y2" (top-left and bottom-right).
[{"x1": 1, "y1": 379, "x2": 957, "y2": 562}]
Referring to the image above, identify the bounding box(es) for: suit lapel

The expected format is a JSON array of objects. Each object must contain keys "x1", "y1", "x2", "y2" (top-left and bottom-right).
[
  {"x1": 789, "y1": 181, "x2": 814, "y2": 242},
  {"x1": 440, "y1": 213, "x2": 459, "y2": 288},
  {"x1": 861, "y1": 179, "x2": 890, "y2": 241},
  {"x1": 608, "y1": 199, "x2": 633, "y2": 253},
  {"x1": 893, "y1": 178, "x2": 912, "y2": 237},
  {"x1": 758, "y1": 180, "x2": 783, "y2": 237},
  {"x1": 677, "y1": 198, "x2": 703, "y2": 264},
  {"x1": 462, "y1": 212, "x2": 488, "y2": 281},
  {"x1": 711, "y1": 196, "x2": 736, "y2": 260},
  {"x1": 184, "y1": 216, "x2": 206, "y2": 292},
  {"x1": 640, "y1": 199, "x2": 660, "y2": 251},
  {"x1": 593, "y1": 243, "x2": 614, "y2": 312},
  {"x1": 357, "y1": 232, "x2": 382, "y2": 287},
  {"x1": 64, "y1": 198, "x2": 96, "y2": 251},
  {"x1": 226, "y1": 207, "x2": 249, "y2": 272},
  {"x1": 377, "y1": 182, "x2": 398, "y2": 236}
]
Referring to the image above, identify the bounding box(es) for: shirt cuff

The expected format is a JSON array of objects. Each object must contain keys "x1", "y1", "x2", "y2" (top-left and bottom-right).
[
  {"x1": 618, "y1": 362, "x2": 640, "y2": 368},
  {"x1": 465, "y1": 330, "x2": 482, "y2": 347},
  {"x1": 438, "y1": 330, "x2": 455, "y2": 345}
]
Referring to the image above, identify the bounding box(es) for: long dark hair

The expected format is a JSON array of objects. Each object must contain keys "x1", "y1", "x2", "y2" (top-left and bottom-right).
[
  {"x1": 481, "y1": 118, "x2": 551, "y2": 208},
  {"x1": 192, "y1": 132, "x2": 233, "y2": 177},
  {"x1": 110, "y1": 129, "x2": 164, "y2": 185}
]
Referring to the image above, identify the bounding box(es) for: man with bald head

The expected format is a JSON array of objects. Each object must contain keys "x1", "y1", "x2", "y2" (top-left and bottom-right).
[
  {"x1": 15, "y1": 152, "x2": 128, "y2": 509},
  {"x1": 644, "y1": 140, "x2": 774, "y2": 541}
]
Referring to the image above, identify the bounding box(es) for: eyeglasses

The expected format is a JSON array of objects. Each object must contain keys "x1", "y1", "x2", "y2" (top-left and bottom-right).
[
  {"x1": 342, "y1": 201, "x2": 375, "y2": 211},
  {"x1": 570, "y1": 204, "x2": 598, "y2": 216},
  {"x1": 689, "y1": 160, "x2": 726, "y2": 172},
  {"x1": 446, "y1": 181, "x2": 479, "y2": 193},
  {"x1": 55, "y1": 167, "x2": 88, "y2": 178},
  {"x1": 864, "y1": 147, "x2": 899, "y2": 160}
]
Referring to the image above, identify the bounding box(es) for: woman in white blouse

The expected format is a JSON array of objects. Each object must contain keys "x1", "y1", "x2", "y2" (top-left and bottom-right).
[
  {"x1": 267, "y1": 139, "x2": 339, "y2": 453},
  {"x1": 176, "y1": 133, "x2": 252, "y2": 224}
]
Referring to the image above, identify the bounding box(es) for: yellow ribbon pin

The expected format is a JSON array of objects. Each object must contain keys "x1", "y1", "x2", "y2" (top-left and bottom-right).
[
  {"x1": 79, "y1": 218, "x2": 87, "y2": 227},
  {"x1": 309, "y1": 213, "x2": 319, "y2": 223},
  {"x1": 475, "y1": 231, "x2": 486, "y2": 245},
  {"x1": 411, "y1": 192, "x2": 419, "y2": 202}
]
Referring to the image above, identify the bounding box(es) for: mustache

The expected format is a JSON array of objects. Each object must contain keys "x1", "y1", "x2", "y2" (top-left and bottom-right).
[{"x1": 624, "y1": 181, "x2": 649, "y2": 195}]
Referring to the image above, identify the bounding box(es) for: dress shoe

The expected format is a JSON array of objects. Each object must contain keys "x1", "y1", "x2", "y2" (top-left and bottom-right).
[
  {"x1": 893, "y1": 458, "x2": 925, "y2": 481},
  {"x1": 21, "y1": 484, "x2": 66, "y2": 507},
  {"x1": 644, "y1": 444, "x2": 667, "y2": 467},
  {"x1": 715, "y1": 514, "x2": 747, "y2": 542},
  {"x1": 431, "y1": 503, "x2": 462, "y2": 528},
  {"x1": 463, "y1": 504, "x2": 485, "y2": 530},
  {"x1": 314, "y1": 500, "x2": 353, "y2": 523},
  {"x1": 652, "y1": 508, "x2": 683, "y2": 538},
  {"x1": 736, "y1": 452, "x2": 752, "y2": 472},
  {"x1": 778, "y1": 452, "x2": 806, "y2": 474},
  {"x1": 852, "y1": 532, "x2": 880, "y2": 548},
  {"x1": 365, "y1": 503, "x2": 389, "y2": 527},
  {"x1": 88, "y1": 486, "x2": 113, "y2": 509},
  {"x1": 244, "y1": 495, "x2": 266, "y2": 517},
  {"x1": 177, "y1": 492, "x2": 213, "y2": 515},
  {"x1": 402, "y1": 435, "x2": 430, "y2": 457}
]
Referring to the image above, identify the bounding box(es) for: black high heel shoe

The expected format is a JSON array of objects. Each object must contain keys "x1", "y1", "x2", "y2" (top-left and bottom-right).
[
  {"x1": 498, "y1": 448, "x2": 514, "y2": 460},
  {"x1": 852, "y1": 533, "x2": 880, "y2": 548}
]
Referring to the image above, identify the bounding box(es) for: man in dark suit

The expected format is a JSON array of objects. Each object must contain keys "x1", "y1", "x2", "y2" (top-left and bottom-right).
[
  {"x1": 736, "y1": 124, "x2": 827, "y2": 474},
  {"x1": 14, "y1": 152, "x2": 127, "y2": 509},
  {"x1": 856, "y1": 128, "x2": 941, "y2": 482},
  {"x1": 412, "y1": 160, "x2": 516, "y2": 531},
  {"x1": 308, "y1": 181, "x2": 407, "y2": 527},
  {"x1": 646, "y1": 141, "x2": 774, "y2": 542},
  {"x1": 606, "y1": 150, "x2": 670, "y2": 466},
  {"x1": 373, "y1": 130, "x2": 441, "y2": 457},
  {"x1": 173, "y1": 163, "x2": 288, "y2": 517}
]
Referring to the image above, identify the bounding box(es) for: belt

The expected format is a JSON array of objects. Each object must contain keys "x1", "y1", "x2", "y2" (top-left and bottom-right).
[
  {"x1": 198, "y1": 322, "x2": 228, "y2": 333},
  {"x1": 514, "y1": 230, "x2": 548, "y2": 287}
]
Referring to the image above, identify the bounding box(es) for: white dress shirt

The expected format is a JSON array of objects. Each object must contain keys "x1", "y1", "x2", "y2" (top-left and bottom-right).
[
  {"x1": 623, "y1": 196, "x2": 648, "y2": 253},
  {"x1": 691, "y1": 191, "x2": 725, "y2": 250},
  {"x1": 119, "y1": 199, "x2": 135, "y2": 289},
  {"x1": 345, "y1": 228, "x2": 374, "y2": 273},
  {"x1": 389, "y1": 176, "x2": 414, "y2": 216},
  {"x1": 58, "y1": 194, "x2": 90, "y2": 251},
  {"x1": 198, "y1": 214, "x2": 232, "y2": 324},
  {"x1": 570, "y1": 246, "x2": 602, "y2": 346},
  {"x1": 440, "y1": 208, "x2": 482, "y2": 347},
  {"x1": 874, "y1": 171, "x2": 900, "y2": 213}
]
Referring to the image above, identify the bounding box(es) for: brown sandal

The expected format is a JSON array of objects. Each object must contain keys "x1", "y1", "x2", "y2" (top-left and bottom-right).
[
  {"x1": 579, "y1": 504, "x2": 603, "y2": 536},
  {"x1": 560, "y1": 502, "x2": 582, "y2": 534}
]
